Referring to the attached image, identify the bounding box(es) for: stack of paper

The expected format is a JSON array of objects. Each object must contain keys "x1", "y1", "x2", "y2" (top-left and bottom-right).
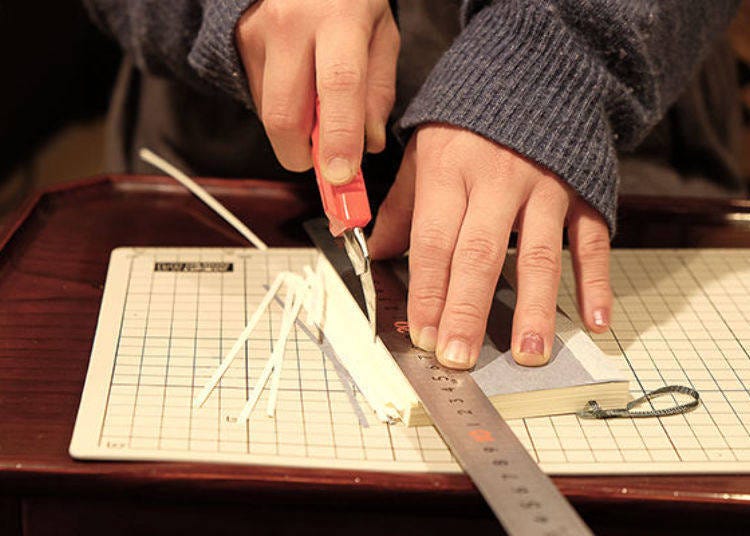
[{"x1": 314, "y1": 256, "x2": 631, "y2": 426}]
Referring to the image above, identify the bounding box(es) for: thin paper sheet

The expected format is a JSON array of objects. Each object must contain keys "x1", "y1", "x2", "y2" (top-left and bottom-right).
[
  {"x1": 71, "y1": 247, "x2": 750, "y2": 474},
  {"x1": 472, "y1": 287, "x2": 627, "y2": 397},
  {"x1": 473, "y1": 339, "x2": 615, "y2": 396}
]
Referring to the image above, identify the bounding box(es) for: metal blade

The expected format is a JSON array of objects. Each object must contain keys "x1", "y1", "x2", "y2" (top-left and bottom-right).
[
  {"x1": 304, "y1": 219, "x2": 371, "y2": 329},
  {"x1": 343, "y1": 227, "x2": 376, "y2": 340}
]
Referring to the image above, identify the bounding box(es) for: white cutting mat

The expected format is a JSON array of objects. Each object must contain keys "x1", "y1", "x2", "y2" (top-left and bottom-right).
[{"x1": 70, "y1": 247, "x2": 750, "y2": 474}]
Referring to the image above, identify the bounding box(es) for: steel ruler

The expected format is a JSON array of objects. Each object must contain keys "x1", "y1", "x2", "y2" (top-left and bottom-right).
[{"x1": 305, "y1": 219, "x2": 593, "y2": 535}]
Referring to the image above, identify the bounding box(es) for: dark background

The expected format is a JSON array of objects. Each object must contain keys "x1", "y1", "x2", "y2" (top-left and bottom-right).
[{"x1": 0, "y1": 1, "x2": 119, "y2": 211}]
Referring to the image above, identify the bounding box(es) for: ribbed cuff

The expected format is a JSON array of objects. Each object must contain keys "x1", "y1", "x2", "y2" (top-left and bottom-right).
[
  {"x1": 188, "y1": 0, "x2": 257, "y2": 109},
  {"x1": 398, "y1": 0, "x2": 619, "y2": 234}
]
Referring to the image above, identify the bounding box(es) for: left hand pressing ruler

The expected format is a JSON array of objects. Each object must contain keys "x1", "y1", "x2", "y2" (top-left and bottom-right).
[{"x1": 305, "y1": 218, "x2": 593, "y2": 536}]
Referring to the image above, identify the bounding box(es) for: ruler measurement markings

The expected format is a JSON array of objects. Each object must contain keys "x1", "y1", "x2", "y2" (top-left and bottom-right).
[
  {"x1": 306, "y1": 218, "x2": 592, "y2": 535},
  {"x1": 375, "y1": 264, "x2": 592, "y2": 535}
]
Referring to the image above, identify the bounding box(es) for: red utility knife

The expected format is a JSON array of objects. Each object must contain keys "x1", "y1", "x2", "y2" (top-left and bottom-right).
[{"x1": 311, "y1": 100, "x2": 377, "y2": 339}]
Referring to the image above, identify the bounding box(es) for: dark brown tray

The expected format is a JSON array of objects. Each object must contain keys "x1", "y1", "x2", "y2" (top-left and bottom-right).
[{"x1": 1, "y1": 175, "x2": 748, "y2": 535}]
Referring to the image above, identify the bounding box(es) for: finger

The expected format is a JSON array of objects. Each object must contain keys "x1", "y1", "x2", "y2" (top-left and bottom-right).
[
  {"x1": 365, "y1": 15, "x2": 399, "y2": 154},
  {"x1": 235, "y1": 3, "x2": 266, "y2": 113},
  {"x1": 512, "y1": 182, "x2": 570, "y2": 366},
  {"x1": 260, "y1": 40, "x2": 315, "y2": 172},
  {"x1": 435, "y1": 179, "x2": 522, "y2": 370},
  {"x1": 368, "y1": 138, "x2": 416, "y2": 259},
  {"x1": 567, "y1": 201, "x2": 613, "y2": 332},
  {"x1": 247, "y1": 55, "x2": 265, "y2": 114},
  {"x1": 315, "y1": 20, "x2": 368, "y2": 184},
  {"x1": 407, "y1": 136, "x2": 466, "y2": 354}
]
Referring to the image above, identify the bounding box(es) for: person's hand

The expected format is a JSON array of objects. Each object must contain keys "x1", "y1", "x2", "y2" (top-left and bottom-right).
[
  {"x1": 235, "y1": 0, "x2": 399, "y2": 182},
  {"x1": 369, "y1": 124, "x2": 613, "y2": 369}
]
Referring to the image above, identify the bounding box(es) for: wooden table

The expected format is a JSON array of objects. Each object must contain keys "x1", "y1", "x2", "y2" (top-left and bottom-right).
[{"x1": 1, "y1": 175, "x2": 749, "y2": 535}]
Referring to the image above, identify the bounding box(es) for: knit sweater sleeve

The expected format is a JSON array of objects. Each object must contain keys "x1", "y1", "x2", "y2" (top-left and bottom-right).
[
  {"x1": 83, "y1": 0, "x2": 256, "y2": 106},
  {"x1": 398, "y1": 0, "x2": 739, "y2": 232}
]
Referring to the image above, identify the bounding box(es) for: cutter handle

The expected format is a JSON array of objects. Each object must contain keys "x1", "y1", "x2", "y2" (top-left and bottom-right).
[{"x1": 311, "y1": 99, "x2": 371, "y2": 237}]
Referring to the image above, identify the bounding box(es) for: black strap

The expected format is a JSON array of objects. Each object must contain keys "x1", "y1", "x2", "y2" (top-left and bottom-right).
[{"x1": 577, "y1": 385, "x2": 700, "y2": 419}]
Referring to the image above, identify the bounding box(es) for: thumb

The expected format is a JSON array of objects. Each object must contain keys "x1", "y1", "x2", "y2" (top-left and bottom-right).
[{"x1": 368, "y1": 139, "x2": 416, "y2": 259}]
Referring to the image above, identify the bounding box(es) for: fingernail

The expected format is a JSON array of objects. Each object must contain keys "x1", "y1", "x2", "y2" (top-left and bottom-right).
[
  {"x1": 322, "y1": 157, "x2": 354, "y2": 185},
  {"x1": 416, "y1": 326, "x2": 437, "y2": 352},
  {"x1": 516, "y1": 332, "x2": 546, "y2": 365},
  {"x1": 520, "y1": 332, "x2": 544, "y2": 355},
  {"x1": 592, "y1": 308, "x2": 609, "y2": 328},
  {"x1": 409, "y1": 327, "x2": 419, "y2": 348},
  {"x1": 441, "y1": 340, "x2": 471, "y2": 369}
]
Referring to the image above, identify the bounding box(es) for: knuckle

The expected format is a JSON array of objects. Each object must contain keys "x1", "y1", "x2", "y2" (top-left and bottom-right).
[
  {"x1": 412, "y1": 222, "x2": 454, "y2": 260},
  {"x1": 262, "y1": 108, "x2": 305, "y2": 137},
  {"x1": 453, "y1": 236, "x2": 503, "y2": 276},
  {"x1": 444, "y1": 300, "x2": 487, "y2": 331},
  {"x1": 327, "y1": 1, "x2": 363, "y2": 17},
  {"x1": 236, "y1": 4, "x2": 263, "y2": 46},
  {"x1": 322, "y1": 117, "x2": 359, "y2": 141},
  {"x1": 534, "y1": 180, "x2": 570, "y2": 208},
  {"x1": 577, "y1": 232, "x2": 610, "y2": 258},
  {"x1": 581, "y1": 274, "x2": 611, "y2": 292},
  {"x1": 318, "y1": 62, "x2": 365, "y2": 93},
  {"x1": 235, "y1": 24, "x2": 253, "y2": 48},
  {"x1": 409, "y1": 287, "x2": 446, "y2": 313},
  {"x1": 519, "y1": 244, "x2": 561, "y2": 277},
  {"x1": 425, "y1": 165, "x2": 458, "y2": 190}
]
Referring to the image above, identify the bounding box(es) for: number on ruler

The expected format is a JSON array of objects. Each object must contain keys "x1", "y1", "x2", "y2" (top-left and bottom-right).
[{"x1": 394, "y1": 321, "x2": 409, "y2": 333}]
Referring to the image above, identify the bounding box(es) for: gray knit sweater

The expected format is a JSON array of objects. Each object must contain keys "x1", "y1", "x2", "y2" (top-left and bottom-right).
[{"x1": 84, "y1": 0, "x2": 739, "y2": 232}]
